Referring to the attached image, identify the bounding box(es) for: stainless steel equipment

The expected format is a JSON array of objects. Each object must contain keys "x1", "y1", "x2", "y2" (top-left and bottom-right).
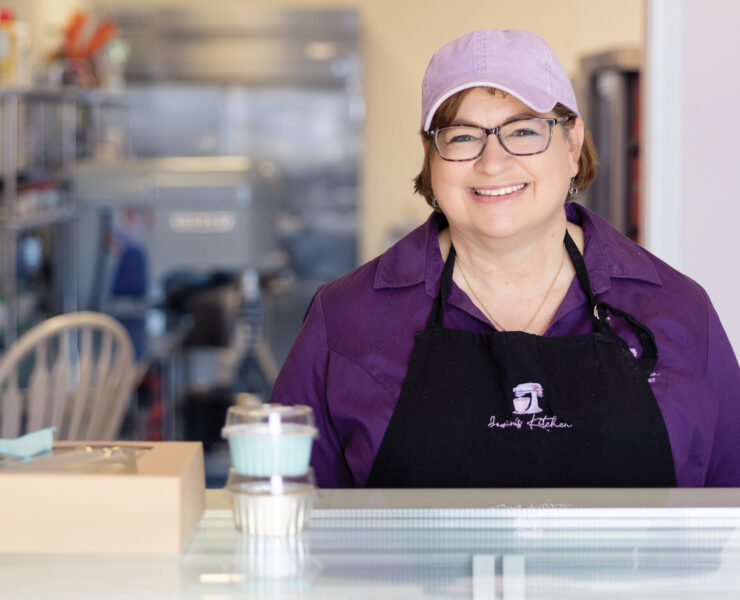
[
  {"x1": 70, "y1": 5, "x2": 363, "y2": 460},
  {"x1": 83, "y1": 3, "x2": 363, "y2": 292},
  {"x1": 91, "y1": 4, "x2": 360, "y2": 88},
  {"x1": 577, "y1": 48, "x2": 642, "y2": 240},
  {"x1": 73, "y1": 156, "x2": 284, "y2": 308}
]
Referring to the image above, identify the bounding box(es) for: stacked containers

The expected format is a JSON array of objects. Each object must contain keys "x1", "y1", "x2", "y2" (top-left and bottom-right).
[{"x1": 222, "y1": 404, "x2": 318, "y2": 536}]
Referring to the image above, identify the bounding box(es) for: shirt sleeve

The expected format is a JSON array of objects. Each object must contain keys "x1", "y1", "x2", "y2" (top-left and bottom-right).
[
  {"x1": 269, "y1": 290, "x2": 355, "y2": 488},
  {"x1": 703, "y1": 296, "x2": 740, "y2": 486}
]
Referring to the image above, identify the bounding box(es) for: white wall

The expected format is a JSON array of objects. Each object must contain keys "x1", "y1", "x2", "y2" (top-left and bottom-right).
[{"x1": 645, "y1": 0, "x2": 740, "y2": 352}]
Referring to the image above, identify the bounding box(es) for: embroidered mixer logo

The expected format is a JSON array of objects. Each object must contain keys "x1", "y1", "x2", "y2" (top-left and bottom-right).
[
  {"x1": 488, "y1": 382, "x2": 573, "y2": 431},
  {"x1": 511, "y1": 382, "x2": 544, "y2": 415}
]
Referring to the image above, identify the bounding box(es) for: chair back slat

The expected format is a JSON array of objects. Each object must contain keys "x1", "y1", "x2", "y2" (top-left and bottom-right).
[
  {"x1": 85, "y1": 330, "x2": 113, "y2": 439},
  {"x1": 68, "y1": 328, "x2": 93, "y2": 440},
  {"x1": 0, "y1": 312, "x2": 137, "y2": 441},
  {"x1": 50, "y1": 338, "x2": 70, "y2": 435},
  {"x1": 0, "y1": 371, "x2": 22, "y2": 438},
  {"x1": 27, "y1": 341, "x2": 50, "y2": 433}
]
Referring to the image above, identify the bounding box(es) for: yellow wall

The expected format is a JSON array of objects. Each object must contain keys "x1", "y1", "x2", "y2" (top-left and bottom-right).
[{"x1": 9, "y1": 0, "x2": 645, "y2": 262}]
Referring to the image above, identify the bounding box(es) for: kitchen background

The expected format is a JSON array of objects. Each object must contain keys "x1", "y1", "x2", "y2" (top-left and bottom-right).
[{"x1": 2, "y1": 0, "x2": 738, "y2": 483}]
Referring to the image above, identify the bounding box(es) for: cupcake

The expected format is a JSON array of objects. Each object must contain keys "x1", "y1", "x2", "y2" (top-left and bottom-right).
[
  {"x1": 222, "y1": 404, "x2": 318, "y2": 477},
  {"x1": 227, "y1": 469, "x2": 317, "y2": 536}
]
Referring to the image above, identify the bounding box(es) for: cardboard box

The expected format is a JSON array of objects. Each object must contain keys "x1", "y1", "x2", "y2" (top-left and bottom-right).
[{"x1": 0, "y1": 441, "x2": 205, "y2": 555}]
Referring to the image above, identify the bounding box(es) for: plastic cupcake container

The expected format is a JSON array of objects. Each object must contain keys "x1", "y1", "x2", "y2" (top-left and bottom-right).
[
  {"x1": 227, "y1": 469, "x2": 317, "y2": 536},
  {"x1": 222, "y1": 404, "x2": 318, "y2": 477},
  {"x1": 235, "y1": 533, "x2": 310, "y2": 578}
]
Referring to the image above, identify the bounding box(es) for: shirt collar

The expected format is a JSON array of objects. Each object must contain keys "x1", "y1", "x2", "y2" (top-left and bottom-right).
[
  {"x1": 374, "y1": 203, "x2": 662, "y2": 294},
  {"x1": 374, "y1": 212, "x2": 444, "y2": 295},
  {"x1": 567, "y1": 202, "x2": 662, "y2": 293}
]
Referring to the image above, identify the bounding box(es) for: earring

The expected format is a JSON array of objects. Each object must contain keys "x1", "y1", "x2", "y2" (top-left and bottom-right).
[{"x1": 567, "y1": 178, "x2": 578, "y2": 199}]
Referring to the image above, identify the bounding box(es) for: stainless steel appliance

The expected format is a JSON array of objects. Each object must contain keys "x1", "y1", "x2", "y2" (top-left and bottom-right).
[
  {"x1": 73, "y1": 156, "x2": 284, "y2": 307},
  {"x1": 577, "y1": 48, "x2": 642, "y2": 240}
]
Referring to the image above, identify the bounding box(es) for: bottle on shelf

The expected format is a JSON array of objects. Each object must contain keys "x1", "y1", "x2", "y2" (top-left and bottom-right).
[{"x1": 0, "y1": 7, "x2": 31, "y2": 88}]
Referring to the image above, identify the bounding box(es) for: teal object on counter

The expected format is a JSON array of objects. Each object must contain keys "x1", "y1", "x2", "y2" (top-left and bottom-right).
[
  {"x1": 224, "y1": 424, "x2": 316, "y2": 477},
  {"x1": 0, "y1": 427, "x2": 55, "y2": 459}
]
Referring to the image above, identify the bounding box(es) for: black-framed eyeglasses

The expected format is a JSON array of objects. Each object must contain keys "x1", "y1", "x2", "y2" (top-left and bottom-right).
[{"x1": 431, "y1": 116, "x2": 573, "y2": 161}]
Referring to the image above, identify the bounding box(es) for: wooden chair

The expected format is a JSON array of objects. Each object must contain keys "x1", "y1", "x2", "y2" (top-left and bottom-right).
[{"x1": 0, "y1": 311, "x2": 136, "y2": 440}]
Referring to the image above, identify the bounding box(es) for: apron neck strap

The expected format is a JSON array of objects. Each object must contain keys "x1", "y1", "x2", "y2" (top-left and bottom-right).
[
  {"x1": 427, "y1": 244, "x2": 456, "y2": 329},
  {"x1": 431, "y1": 231, "x2": 583, "y2": 330},
  {"x1": 564, "y1": 229, "x2": 603, "y2": 326},
  {"x1": 565, "y1": 231, "x2": 629, "y2": 336},
  {"x1": 431, "y1": 229, "x2": 639, "y2": 330},
  {"x1": 596, "y1": 301, "x2": 659, "y2": 375},
  {"x1": 564, "y1": 230, "x2": 657, "y2": 372},
  {"x1": 427, "y1": 226, "x2": 657, "y2": 374}
]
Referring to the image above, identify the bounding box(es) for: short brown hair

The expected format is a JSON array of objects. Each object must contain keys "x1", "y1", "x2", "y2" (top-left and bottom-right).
[{"x1": 413, "y1": 87, "x2": 598, "y2": 210}]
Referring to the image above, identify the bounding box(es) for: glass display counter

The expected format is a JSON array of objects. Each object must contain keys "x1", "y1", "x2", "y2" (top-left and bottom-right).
[{"x1": 1, "y1": 488, "x2": 739, "y2": 599}]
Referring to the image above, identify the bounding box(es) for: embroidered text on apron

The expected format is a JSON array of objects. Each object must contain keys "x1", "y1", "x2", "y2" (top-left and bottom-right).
[{"x1": 366, "y1": 231, "x2": 676, "y2": 487}]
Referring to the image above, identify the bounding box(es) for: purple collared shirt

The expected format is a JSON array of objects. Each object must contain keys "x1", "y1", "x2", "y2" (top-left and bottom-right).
[{"x1": 270, "y1": 203, "x2": 740, "y2": 488}]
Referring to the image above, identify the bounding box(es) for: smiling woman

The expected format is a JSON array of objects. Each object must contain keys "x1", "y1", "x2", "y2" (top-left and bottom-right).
[
  {"x1": 415, "y1": 88, "x2": 598, "y2": 209},
  {"x1": 269, "y1": 28, "x2": 740, "y2": 490},
  {"x1": 428, "y1": 89, "x2": 579, "y2": 270}
]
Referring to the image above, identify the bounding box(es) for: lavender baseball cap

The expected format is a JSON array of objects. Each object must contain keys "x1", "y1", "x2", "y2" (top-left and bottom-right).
[{"x1": 421, "y1": 29, "x2": 580, "y2": 131}]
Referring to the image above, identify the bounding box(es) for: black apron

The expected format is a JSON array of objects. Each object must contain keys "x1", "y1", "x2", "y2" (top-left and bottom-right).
[{"x1": 366, "y1": 231, "x2": 676, "y2": 488}]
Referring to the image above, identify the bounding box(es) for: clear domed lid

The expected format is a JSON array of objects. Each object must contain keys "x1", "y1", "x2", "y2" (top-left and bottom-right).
[{"x1": 221, "y1": 403, "x2": 316, "y2": 438}]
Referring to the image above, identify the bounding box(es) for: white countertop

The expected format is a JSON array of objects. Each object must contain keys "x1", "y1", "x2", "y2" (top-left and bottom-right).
[{"x1": 2, "y1": 488, "x2": 740, "y2": 599}]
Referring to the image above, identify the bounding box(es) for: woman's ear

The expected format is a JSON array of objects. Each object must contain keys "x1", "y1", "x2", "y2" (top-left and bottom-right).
[{"x1": 568, "y1": 118, "x2": 585, "y2": 177}]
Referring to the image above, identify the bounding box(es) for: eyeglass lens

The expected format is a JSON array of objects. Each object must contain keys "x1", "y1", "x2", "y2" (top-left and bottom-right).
[{"x1": 435, "y1": 118, "x2": 554, "y2": 160}]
